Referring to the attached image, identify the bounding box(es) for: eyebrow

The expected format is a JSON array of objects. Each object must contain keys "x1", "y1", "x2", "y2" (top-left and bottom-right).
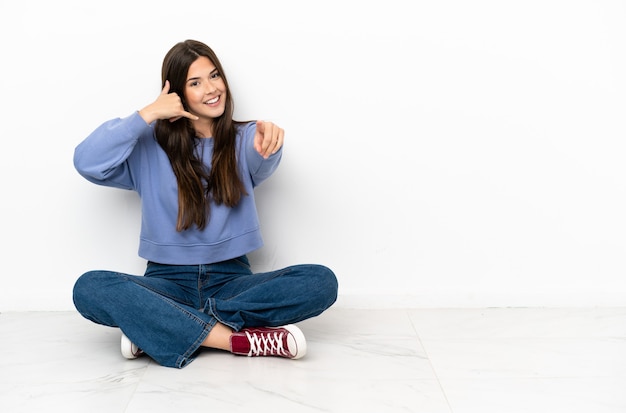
[{"x1": 186, "y1": 68, "x2": 219, "y2": 82}]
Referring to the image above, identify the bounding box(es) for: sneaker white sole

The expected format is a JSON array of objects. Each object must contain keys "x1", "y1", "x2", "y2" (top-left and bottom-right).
[
  {"x1": 282, "y1": 324, "x2": 307, "y2": 359},
  {"x1": 120, "y1": 334, "x2": 142, "y2": 359}
]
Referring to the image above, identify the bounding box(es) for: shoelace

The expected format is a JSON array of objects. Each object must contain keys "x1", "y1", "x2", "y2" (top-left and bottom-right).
[{"x1": 245, "y1": 330, "x2": 289, "y2": 357}]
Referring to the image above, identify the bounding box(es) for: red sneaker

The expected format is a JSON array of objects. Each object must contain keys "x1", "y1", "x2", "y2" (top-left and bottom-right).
[{"x1": 230, "y1": 324, "x2": 307, "y2": 359}]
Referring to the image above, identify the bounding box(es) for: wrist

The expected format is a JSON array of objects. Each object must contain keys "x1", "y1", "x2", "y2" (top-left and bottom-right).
[{"x1": 138, "y1": 107, "x2": 157, "y2": 124}]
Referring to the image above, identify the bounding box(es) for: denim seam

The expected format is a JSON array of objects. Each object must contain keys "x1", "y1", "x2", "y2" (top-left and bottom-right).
[
  {"x1": 206, "y1": 297, "x2": 240, "y2": 331},
  {"x1": 139, "y1": 282, "x2": 216, "y2": 367},
  {"x1": 176, "y1": 318, "x2": 216, "y2": 368}
]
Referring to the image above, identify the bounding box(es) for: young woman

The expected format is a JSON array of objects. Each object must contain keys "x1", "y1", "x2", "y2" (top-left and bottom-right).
[{"x1": 72, "y1": 39, "x2": 338, "y2": 369}]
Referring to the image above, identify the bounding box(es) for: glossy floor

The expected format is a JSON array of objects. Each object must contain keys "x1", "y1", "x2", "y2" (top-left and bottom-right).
[{"x1": 1, "y1": 307, "x2": 625, "y2": 412}]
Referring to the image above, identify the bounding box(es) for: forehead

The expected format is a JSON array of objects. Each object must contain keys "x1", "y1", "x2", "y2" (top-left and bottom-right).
[{"x1": 187, "y1": 56, "x2": 216, "y2": 78}]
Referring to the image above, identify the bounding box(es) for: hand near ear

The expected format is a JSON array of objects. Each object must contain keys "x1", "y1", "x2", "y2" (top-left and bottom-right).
[{"x1": 139, "y1": 80, "x2": 199, "y2": 124}]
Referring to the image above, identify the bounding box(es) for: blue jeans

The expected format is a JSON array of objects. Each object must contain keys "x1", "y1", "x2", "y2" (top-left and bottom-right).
[{"x1": 72, "y1": 255, "x2": 338, "y2": 368}]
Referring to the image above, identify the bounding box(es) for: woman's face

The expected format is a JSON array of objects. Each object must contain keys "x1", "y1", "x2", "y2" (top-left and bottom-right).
[{"x1": 184, "y1": 56, "x2": 227, "y2": 123}]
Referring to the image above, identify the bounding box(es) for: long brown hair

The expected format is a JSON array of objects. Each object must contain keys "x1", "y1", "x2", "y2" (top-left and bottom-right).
[{"x1": 154, "y1": 40, "x2": 247, "y2": 231}]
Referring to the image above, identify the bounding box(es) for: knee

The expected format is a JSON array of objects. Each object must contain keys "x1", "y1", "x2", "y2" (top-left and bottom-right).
[
  {"x1": 73, "y1": 270, "x2": 123, "y2": 325},
  {"x1": 72, "y1": 271, "x2": 116, "y2": 314},
  {"x1": 311, "y1": 265, "x2": 339, "y2": 306},
  {"x1": 73, "y1": 271, "x2": 97, "y2": 312}
]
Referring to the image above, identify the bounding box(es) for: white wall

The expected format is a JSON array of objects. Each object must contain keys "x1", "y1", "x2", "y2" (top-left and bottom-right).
[{"x1": 1, "y1": 0, "x2": 625, "y2": 310}]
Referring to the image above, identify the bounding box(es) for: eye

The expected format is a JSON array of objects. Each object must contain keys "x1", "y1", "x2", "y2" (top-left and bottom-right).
[
  {"x1": 210, "y1": 71, "x2": 221, "y2": 79},
  {"x1": 189, "y1": 80, "x2": 200, "y2": 87}
]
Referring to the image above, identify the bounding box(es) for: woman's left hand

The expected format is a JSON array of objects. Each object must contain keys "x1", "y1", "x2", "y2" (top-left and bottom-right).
[{"x1": 254, "y1": 120, "x2": 284, "y2": 159}]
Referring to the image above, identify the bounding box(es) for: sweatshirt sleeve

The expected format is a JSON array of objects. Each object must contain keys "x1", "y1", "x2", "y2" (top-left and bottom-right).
[
  {"x1": 74, "y1": 112, "x2": 151, "y2": 190},
  {"x1": 242, "y1": 121, "x2": 283, "y2": 187}
]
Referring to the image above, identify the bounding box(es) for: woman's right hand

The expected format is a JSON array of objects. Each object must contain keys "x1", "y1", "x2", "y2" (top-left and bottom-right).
[{"x1": 138, "y1": 80, "x2": 199, "y2": 124}]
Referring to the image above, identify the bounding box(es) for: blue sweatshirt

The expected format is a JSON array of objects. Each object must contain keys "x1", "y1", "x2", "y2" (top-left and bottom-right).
[{"x1": 74, "y1": 112, "x2": 282, "y2": 265}]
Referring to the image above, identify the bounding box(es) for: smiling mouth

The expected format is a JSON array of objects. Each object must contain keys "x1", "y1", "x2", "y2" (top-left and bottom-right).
[{"x1": 204, "y1": 96, "x2": 220, "y2": 105}]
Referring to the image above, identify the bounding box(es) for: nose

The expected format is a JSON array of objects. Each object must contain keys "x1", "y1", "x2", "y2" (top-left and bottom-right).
[{"x1": 205, "y1": 82, "x2": 217, "y2": 94}]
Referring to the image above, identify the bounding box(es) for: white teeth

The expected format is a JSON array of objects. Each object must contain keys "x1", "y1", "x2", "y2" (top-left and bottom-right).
[{"x1": 205, "y1": 97, "x2": 219, "y2": 104}]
